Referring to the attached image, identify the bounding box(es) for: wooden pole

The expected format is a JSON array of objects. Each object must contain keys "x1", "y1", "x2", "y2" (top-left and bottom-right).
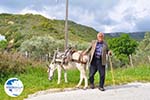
[
  {"x1": 109, "y1": 56, "x2": 115, "y2": 86},
  {"x1": 64, "y1": 0, "x2": 69, "y2": 50},
  {"x1": 129, "y1": 54, "x2": 133, "y2": 67}
]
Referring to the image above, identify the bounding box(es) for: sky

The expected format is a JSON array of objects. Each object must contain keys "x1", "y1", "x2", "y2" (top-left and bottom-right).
[
  {"x1": 0, "y1": 34, "x2": 6, "y2": 41},
  {"x1": 0, "y1": 0, "x2": 150, "y2": 33}
]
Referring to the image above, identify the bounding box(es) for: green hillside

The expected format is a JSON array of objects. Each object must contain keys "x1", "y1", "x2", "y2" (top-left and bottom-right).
[
  {"x1": 105, "y1": 32, "x2": 146, "y2": 41},
  {"x1": 0, "y1": 13, "x2": 98, "y2": 49}
]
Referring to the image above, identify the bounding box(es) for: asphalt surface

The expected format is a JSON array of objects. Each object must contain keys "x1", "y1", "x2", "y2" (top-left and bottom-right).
[{"x1": 25, "y1": 82, "x2": 150, "y2": 100}]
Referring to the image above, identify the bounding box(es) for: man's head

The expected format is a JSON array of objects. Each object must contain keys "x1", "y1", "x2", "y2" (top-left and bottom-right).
[{"x1": 97, "y1": 32, "x2": 104, "y2": 42}]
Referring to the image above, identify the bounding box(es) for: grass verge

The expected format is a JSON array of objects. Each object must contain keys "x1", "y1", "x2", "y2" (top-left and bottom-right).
[{"x1": 0, "y1": 65, "x2": 150, "y2": 100}]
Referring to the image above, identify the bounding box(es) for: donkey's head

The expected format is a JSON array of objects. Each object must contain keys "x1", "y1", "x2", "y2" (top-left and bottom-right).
[
  {"x1": 47, "y1": 50, "x2": 58, "y2": 80},
  {"x1": 47, "y1": 62, "x2": 57, "y2": 80}
]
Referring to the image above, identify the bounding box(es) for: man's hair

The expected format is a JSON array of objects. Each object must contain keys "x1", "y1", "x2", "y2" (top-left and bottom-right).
[{"x1": 97, "y1": 32, "x2": 104, "y2": 37}]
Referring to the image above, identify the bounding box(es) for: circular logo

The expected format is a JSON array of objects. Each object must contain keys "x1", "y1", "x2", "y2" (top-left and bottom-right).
[{"x1": 4, "y1": 78, "x2": 24, "y2": 97}]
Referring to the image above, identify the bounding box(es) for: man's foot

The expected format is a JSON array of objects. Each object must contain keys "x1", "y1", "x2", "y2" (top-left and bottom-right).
[
  {"x1": 98, "y1": 87, "x2": 105, "y2": 91},
  {"x1": 90, "y1": 84, "x2": 95, "y2": 89}
]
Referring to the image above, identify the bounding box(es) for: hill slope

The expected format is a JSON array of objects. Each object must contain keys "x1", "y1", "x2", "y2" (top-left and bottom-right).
[
  {"x1": 0, "y1": 13, "x2": 148, "y2": 50},
  {"x1": 0, "y1": 13, "x2": 98, "y2": 49},
  {"x1": 105, "y1": 32, "x2": 146, "y2": 41}
]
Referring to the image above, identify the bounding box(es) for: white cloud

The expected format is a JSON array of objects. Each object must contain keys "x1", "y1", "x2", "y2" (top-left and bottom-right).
[
  {"x1": 69, "y1": 7, "x2": 96, "y2": 26},
  {"x1": 19, "y1": 6, "x2": 60, "y2": 19},
  {"x1": 0, "y1": 0, "x2": 150, "y2": 32},
  {"x1": 43, "y1": 4, "x2": 66, "y2": 19},
  {"x1": 103, "y1": 0, "x2": 150, "y2": 32},
  {"x1": 0, "y1": 6, "x2": 9, "y2": 13},
  {"x1": 133, "y1": 0, "x2": 150, "y2": 19}
]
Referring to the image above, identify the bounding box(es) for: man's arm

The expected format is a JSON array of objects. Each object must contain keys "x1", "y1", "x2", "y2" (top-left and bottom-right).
[{"x1": 82, "y1": 41, "x2": 93, "y2": 55}]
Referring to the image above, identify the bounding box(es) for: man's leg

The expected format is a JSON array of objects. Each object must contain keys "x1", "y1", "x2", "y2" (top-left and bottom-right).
[
  {"x1": 89, "y1": 64, "x2": 97, "y2": 88},
  {"x1": 98, "y1": 64, "x2": 106, "y2": 88}
]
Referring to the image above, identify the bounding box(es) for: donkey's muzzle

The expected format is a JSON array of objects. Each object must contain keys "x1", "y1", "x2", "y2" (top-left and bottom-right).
[{"x1": 48, "y1": 77, "x2": 53, "y2": 80}]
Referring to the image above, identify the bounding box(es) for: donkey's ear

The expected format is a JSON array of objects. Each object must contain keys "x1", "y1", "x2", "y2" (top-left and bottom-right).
[
  {"x1": 46, "y1": 64, "x2": 49, "y2": 68},
  {"x1": 51, "y1": 62, "x2": 54, "y2": 64}
]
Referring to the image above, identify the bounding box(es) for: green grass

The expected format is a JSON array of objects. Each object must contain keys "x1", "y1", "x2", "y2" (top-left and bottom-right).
[
  {"x1": 106, "y1": 65, "x2": 150, "y2": 85},
  {"x1": 0, "y1": 65, "x2": 150, "y2": 100}
]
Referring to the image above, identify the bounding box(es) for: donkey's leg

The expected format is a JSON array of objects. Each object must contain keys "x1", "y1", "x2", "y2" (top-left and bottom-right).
[
  {"x1": 78, "y1": 65, "x2": 88, "y2": 89},
  {"x1": 64, "y1": 70, "x2": 68, "y2": 83},
  {"x1": 61, "y1": 65, "x2": 68, "y2": 83},
  {"x1": 57, "y1": 65, "x2": 62, "y2": 84},
  {"x1": 83, "y1": 69, "x2": 88, "y2": 89},
  {"x1": 75, "y1": 63, "x2": 83, "y2": 88},
  {"x1": 76, "y1": 70, "x2": 84, "y2": 88},
  {"x1": 84, "y1": 75, "x2": 88, "y2": 89}
]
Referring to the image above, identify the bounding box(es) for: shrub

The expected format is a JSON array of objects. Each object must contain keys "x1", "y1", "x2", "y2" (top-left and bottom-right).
[
  {"x1": 0, "y1": 40, "x2": 8, "y2": 51},
  {"x1": 0, "y1": 52, "x2": 42, "y2": 81},
  {"x1": 19, "y1": 36, "x2": 65, "y2": 60}
]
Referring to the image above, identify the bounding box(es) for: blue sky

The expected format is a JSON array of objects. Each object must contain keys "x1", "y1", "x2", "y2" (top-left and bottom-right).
[{"x1": 0, "y1": 0, "x2": 150, "y2": 33}]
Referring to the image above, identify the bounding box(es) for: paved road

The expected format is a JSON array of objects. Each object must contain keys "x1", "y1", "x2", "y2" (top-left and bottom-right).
[{"x1": 25, "y1": 82, "x2": 150, "y2": 100}]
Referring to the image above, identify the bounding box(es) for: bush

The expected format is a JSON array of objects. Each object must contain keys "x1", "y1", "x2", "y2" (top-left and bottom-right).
[
  {"x1": 68, "y1": 41, "x2": 90, "y2": 50},
  {"x1": 0, "y1": 40, "x2": 8, "y2": 51},
  {"x1": 0, "y1": 52, "x2": 42, "y2": 81},
  {"x1": 19, "y1": 36, "x2": 65, "y2": 59}
]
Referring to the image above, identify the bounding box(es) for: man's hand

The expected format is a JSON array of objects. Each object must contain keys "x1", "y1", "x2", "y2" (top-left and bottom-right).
[
  {"x1": 81, "y1": 52, "x2": 86, "y2": 56},
  {"x1": 108, "y1": 50, "x2": 112, "y2": 56}
]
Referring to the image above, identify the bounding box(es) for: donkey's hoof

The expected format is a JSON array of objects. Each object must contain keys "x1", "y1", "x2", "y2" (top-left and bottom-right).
[
  {"x1": 83, "y1": 87, "x2": 88, "y2": 90},
  {"x1": 75, "y1": 86, "x2": 79, "y2": 89},
  {"x1": 75, "y1": 85, "x2": 81, "y2": 89}
]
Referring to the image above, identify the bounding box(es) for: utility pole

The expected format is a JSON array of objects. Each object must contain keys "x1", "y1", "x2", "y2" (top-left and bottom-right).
[{"x1": 64, "y1": 0, "x2": 69, "y2": 50}]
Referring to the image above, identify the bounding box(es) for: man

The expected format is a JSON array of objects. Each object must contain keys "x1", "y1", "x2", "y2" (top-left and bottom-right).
[{"x1": 82, "y1": 32, "x2": 111, "y2": 91}]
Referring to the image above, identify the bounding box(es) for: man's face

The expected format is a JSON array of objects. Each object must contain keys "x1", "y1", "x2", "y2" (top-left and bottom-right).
[{"x1": 97, "y1": 33, "x2": 104, "y2": 42}]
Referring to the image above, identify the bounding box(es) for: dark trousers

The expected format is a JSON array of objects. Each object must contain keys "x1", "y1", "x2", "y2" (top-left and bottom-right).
[{"x1": 89, "y1": 57, "x2": 105, "y2": 88}]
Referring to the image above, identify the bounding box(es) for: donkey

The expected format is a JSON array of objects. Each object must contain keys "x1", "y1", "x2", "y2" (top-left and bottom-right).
[{"x1": 47, "y1": 48, "x2": 89, "y2": 89}]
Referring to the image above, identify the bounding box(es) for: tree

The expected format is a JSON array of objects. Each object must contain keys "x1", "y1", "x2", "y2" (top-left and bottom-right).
[
  {"x1": 108, "y1": 34, "x2": 138, "y2": 67},
  {"x1": 138, "y1": 32, "x2": 150, "y2": 52},
  {"x1": 133, "y1": 32, "x2": 150, "y2": 65}
]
